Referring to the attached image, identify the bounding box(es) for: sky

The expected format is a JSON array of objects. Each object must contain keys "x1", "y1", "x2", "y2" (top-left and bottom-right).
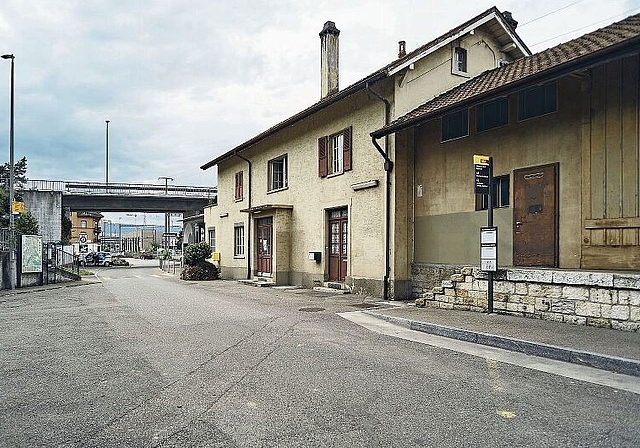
[{"x1": 1, "y1": 0, "x2": 638, "y2": 225}]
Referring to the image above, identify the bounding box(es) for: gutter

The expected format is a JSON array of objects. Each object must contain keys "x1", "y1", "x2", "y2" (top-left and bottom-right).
[
  {"x1": 235, "y1": 152, "x2": 252, "y2": 280},
  {"x1": 366, "y1": 82, "x2": 393, "y2": 301}
]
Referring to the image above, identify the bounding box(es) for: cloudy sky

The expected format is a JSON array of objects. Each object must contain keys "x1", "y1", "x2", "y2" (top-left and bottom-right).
[{"x1": 0, "y1": 0, "x2": 638, "y2": 224}]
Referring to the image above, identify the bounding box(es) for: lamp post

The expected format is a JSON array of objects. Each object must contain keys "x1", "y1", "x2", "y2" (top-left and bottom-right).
[
  {"x1": 158, "y1": 176, "x2": 173, "y2": 253},
  {"x1": 105, "y1": 120, "x2": 110, "y2": 185},
  {"x1": 2, "y1": 54, "x2": 15, "y2": 289}
]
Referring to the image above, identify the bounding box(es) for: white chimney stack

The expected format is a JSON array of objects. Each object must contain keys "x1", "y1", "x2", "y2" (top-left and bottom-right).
[{"x1": 320, "y1": 21, "x2": 340, "y2": 98}]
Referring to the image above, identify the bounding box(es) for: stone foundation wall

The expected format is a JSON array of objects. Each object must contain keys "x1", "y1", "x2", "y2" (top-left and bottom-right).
[{"x1": 413, "y1": 264, "x2": 640, "y2": 332}]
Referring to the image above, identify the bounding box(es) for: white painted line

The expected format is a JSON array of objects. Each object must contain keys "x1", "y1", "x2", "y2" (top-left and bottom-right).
[{"x1": 338, "y1": 311, "x2": 640, "y2": 395}]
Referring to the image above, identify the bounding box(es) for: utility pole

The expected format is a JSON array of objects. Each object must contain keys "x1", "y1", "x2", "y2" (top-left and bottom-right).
[{"x1": 158, "y1": 176, "x2": 174, "y2": 254}]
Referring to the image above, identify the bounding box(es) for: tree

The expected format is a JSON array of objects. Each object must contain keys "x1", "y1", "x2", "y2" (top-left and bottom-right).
[
  {"x1": 183, "y1": 242, "x2": 212, "y2": 266},
  {"x1": 0, "y1": 156, "x2": 28, "y2": 191},
  {"x1": 15, "y1": 210, "x2": 39, "y2": 235},
  {"x1": 181, "y1": 242, "x2": 218, "y2": 281},
  {"x1": 61, "y1": 214, "x2": 72, "y2": 244}
]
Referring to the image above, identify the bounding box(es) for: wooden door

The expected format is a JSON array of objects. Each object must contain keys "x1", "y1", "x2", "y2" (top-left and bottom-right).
[
  {"x1": 513, "y1": 163, "x2": 559, "y2": 267},
  {"x1": 328, "y1": 208, "x2": 348, "y2": 282},
  {"x1": 256, "y1": 217, "x2": 272, "y2": 276}
]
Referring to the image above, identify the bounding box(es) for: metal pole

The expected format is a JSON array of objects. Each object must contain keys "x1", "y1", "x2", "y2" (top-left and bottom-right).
[
  {"x1": 105, "y1": 120, "x2": 110, "y2": 184},
  {"x1": 2, "y1": 54, "x2": 15, "y2": 289},
  {"x1": 158, "y1": 176, "x2": 173, "y2": 254},
  {"x1": 487, "y1": 157, "x2": 494, "y2": 313}
]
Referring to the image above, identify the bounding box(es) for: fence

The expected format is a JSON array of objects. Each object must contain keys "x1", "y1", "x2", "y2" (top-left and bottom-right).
[{"x1": 43, "y1": 243, "x2": 80, "y2": 284}]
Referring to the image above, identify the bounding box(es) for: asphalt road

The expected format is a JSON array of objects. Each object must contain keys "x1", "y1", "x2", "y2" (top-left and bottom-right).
[{"x1": 1, "y1": 262, "x2": 639, "y2": 447}]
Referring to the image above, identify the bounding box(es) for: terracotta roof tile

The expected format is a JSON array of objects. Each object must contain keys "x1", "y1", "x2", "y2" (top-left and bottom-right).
[{"x1": 374, "y1": 13, "x2": 640, "y2": 137}]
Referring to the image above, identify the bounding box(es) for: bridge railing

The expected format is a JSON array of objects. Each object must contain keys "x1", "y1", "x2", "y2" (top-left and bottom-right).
[{"x1": 26, "y1": 180, "x2": 217, "y2": 198}]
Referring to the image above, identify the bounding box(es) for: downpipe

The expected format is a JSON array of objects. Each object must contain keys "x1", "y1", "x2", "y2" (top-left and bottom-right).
[{"x1": 366, "y1": 82, "x2": 393, "y2": 300}]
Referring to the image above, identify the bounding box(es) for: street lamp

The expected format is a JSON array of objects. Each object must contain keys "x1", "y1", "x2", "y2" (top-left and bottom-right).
[
  {"x1": 158, "y1": 176, "x2": 174, "y2": 253},
  {"x1": 2, "y1": 54, "x2": 15, "y2": 289},
  {"x1": 105, "y1": 120, "x2": 110, "y2": 185}
]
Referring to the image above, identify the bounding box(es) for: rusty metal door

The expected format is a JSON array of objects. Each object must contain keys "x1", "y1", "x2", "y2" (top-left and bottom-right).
[
  {"x1": 513, "y1": 163, "x2": 558, "y2": 267},
  {"x1": 328, "y1": 208, "x2": 348, "y2": 282},
  {"x1": 256, "y1": 217, "x2": 272, "y2": 276}
]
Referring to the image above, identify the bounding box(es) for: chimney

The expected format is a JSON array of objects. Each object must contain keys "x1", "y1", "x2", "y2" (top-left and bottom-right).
[
  {"x1": 320, "y1": 21, "x2": 340, "y2": 98},
  {"x1": 502, "y1": 11, "x2": 518, "y2": 30},
  {"x1": 398, "y1": 41, "x2": 406, "y2": 58}
]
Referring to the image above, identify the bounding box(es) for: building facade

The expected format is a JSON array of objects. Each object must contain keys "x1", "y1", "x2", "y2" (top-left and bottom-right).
[
  {"x1": 371, "y1": 14, "x2": 640, "y2": 329},
  {"x1": 201, "y1": 8, "x2": 528, "y2": 299}
]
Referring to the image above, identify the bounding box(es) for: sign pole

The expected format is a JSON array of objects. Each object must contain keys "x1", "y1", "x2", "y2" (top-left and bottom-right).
[
  {"x1": 475, "y1": 154, "x2": 496, "y2": 314},
  {"x1": 487, "y1": 157, "x2": 494, "y2": 314}
]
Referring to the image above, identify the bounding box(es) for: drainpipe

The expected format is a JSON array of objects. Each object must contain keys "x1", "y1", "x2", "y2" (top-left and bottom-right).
[
  {"x1": 366, "y1": 82, "x2": 393, "y2": 300},
  {"x1": 235, "y1": 152, "x2": 252, "y2": 280}
]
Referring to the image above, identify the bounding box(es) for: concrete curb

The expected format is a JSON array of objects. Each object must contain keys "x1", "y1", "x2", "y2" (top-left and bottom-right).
[{"x1": 363, "y1": 311, "x2": 640, "y2": 378}]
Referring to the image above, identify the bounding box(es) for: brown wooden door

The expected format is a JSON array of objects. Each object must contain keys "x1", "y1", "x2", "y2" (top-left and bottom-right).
[
  {"x1": 513, "y1": 163, "x2": 558, "y2": 267},
  {"x1": 256, "y1": 217, "x2": 272, "y2": 276},
  {"x1": 328, "y1": 208, "x2": 348, "y2": 282}
]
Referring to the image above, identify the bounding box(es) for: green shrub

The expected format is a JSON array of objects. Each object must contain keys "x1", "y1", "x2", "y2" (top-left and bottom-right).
[
  {"x1": 183, "y1": 242, "x2": 212, "y2": 267},
  {"x1": 180, "y1": 261, "x2": 219, "y2": 281}
]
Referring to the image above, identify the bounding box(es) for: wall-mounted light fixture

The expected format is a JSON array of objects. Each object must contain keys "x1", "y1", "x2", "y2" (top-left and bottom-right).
[{"x1": 219, "y1": 212, "x2": 229, "y2": 218}]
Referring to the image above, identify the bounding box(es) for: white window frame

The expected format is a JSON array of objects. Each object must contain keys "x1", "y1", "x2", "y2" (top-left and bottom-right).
[
  {"x1": 234, "y1": 224, "x2": 245, "y2": 257},
  {"x1": 330, "y1": 133, "x2": 344, "y2": 175},
  {"x1": 268, "y1": 154, "x2": 288, "y2": 192},
  {"x1": 208, "y1": 228, "x2": 216, "y2": 252}
]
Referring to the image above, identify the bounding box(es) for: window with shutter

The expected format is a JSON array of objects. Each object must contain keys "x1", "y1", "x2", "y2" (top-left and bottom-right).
[
  {"x1": 234, "y1": 171, "x2": 243, "y2": 201},
  {"x1": 320, "y1": 127, "x2": 353, "y2": 177},
  {"x1": 343, "y1": 126, "x2": 352, "y2": 171},
  {"x1": 318, "y1": 136, "x2": 328, "y2": 177}
]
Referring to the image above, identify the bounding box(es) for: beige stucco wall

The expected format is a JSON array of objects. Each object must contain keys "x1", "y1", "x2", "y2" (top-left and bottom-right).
[
  {"x1": 410, "y1": 76, "x2": 584, "y2": 268},
  {"x1": 205, "y1": 87, "x2": 392, "y2": 290},
  {"x1": 394, "y1": 27, "x2": 516, "y2": 117}
]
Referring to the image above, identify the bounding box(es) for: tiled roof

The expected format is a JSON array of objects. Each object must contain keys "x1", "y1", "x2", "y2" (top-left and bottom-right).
[
  {"x1": 372, "y1": 13, "x2": 640, "y2": 138},
  {"x1": 201, "y1": 6, "x2": 523, "y2": 170}
]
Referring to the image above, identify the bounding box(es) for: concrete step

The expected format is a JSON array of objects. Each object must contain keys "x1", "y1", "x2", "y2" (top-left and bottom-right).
[
  {"x1": 238, "y1": 278, "x2": 274, "y2": 287},
  {"x1": 313, "y1": 285, "x2": 350, "y2": 294}
]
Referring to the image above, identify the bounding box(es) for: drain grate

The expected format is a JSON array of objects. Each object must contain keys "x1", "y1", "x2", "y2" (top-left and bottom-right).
[
  {"x1": 349, "y1": 303, "x2": 379, "y2": 309},
  {"x1": 299, "y1": 307, "x2": 325, "y2": 312}
]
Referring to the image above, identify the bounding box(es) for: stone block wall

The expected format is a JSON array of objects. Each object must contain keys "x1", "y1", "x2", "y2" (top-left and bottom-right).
[{"x1": 413, "y1": 264, "x2": 640, "y2": 332}]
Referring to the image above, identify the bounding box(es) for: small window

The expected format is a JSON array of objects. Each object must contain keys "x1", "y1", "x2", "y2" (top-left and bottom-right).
[
  {"x1": 477, "y1": 97, "x2": 509, "y2": 132},
  {"x1": 234, "y1": 224, "x2": 245, "y2": 257},
  {"x1": 268, "y1": 155, "x2": 288, "y2": 191},
  {"x1": 319, "y1": 127, "x2": 352, "y2": 177},
  {"x1": 476, "y1": 175, "x2": 510, "y2": 210},
  {"x1": 453, "y1": 47, "x2": 467, "y2": 73},
  {"x1": 518, "y1": 81, "x2": 557, "y2": 120},
  {"x1": 80, "y1": 220, "x2": 87, "y2": 228},
  {"x1": 441, "y1": 110, "x2": 469, "y2": 142},
  {"x1": 208, "y1": 228, "x2": 216, "y2": 252},
  {"x1": 331, "y1": 133, "x2": 344, "y2": 174},
  {"x1": 234, "y1": 171, "x2": 243, "y2": 201}
]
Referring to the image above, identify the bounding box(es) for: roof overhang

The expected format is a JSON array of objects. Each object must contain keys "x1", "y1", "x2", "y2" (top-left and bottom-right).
[
  {"x1": 372, "y1": 38, "x2": 640, "y2": 139},
  {"x1": 240, "y1": 204, "x2": 294, "y2": 214},
  {"x1": 388, "y1": 11, "x2": 530, "y2": 76},
  {"x1": 200, "y1": 72, "x2": 386, "y2": 171}
]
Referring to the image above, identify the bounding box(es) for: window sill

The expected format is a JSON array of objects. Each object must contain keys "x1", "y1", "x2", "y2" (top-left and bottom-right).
[
  {"x1": 452, "y1": 69, "x2": 470, "y2": 78},
  {"x1": 267, "y1": 186, "x2": 288, "y2": 195},
  {"x1": 234, "y1": 255, "x2": 245, "y2": 259},
  {"x1": 234, "y1": 198, "x2": 243, "y2": 203},
  {"x1": 327, "y1": 171, "x2": 344, "y2": 179}
]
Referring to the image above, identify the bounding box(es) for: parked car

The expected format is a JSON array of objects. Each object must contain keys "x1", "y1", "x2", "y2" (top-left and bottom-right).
[
  {"x1": 79, "y1": 251, "x2": 112, "y2": 267},
  {"x1": 139, "y1": 252, "x2": 154, "y2": 259}
]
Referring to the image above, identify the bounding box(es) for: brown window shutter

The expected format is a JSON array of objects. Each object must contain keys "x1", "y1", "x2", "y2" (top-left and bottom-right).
[
  {"x1": 235, "y1": 171, "x2": 243, "y2": 200},
  {"x1": 318, "y1": 136, "x2": 328, "y2": 177},
  {"x1": 343, "y1": 126, "x2": 352, "y2": 171}
]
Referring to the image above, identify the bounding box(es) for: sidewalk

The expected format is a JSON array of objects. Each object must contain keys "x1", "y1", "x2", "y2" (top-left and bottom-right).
[{"x1": 365, "y1": 304, "x2": 640, "y2": 377}]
